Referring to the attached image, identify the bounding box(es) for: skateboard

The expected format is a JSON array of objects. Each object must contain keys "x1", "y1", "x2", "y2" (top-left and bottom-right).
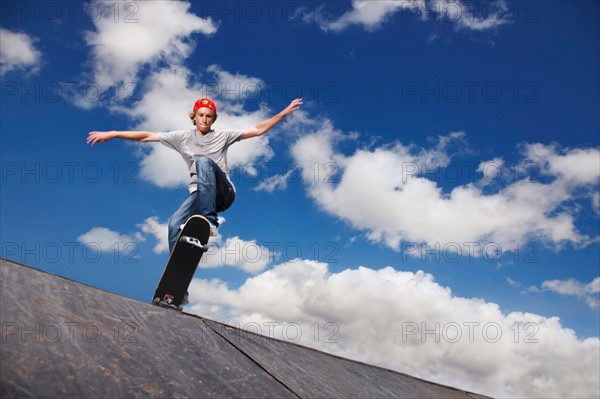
[{"x1": 152, "y1": 215, "x2": 210, "y2": 310}]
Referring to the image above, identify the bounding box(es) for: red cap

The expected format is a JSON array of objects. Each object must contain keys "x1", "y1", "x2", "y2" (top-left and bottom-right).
[{"x1": 193, "y1": 98, "x2": 217, "y2": 114}]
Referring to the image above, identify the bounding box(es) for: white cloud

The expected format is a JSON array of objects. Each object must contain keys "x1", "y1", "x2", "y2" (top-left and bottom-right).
[
  {"x1": 77, "y1": 226, "x2": 142, "y2": 253},
  {"x1": 285, "y1": 117, "x2": 599, "y2": 255},
  {"x1": 186, "y1": 260, "x2": 600, "y2": 398},
  {"x1": 421, "y1": 130, "x2": 468, "y2": 168},
  {"x1": 506, "y1": 276, "x2": 520, "y2": 287},
  {"x1": 322, "y1": 0, "x2": 427, "y2": 32},
  {"x1": 320, "y1": 0, "x2": 510, "y2": 33},
  {"x1": 83, "y1": 0, "x2": 217, "y2": 89},
  {"x1": 200, "y1": 235, "x2": 272, "y2": 274},
  {"x1": 477, "y1": 157, "x2": 505, "y2": 184},
  {"x1": 524, "y1": 143, "x2": 600, "y2": 186},
  {"x1": 525, "y1": 285, "x2": 541, "y2": 294},
  {"x1": 0, "y1": 28, "x2": 41, "y2": 76},
  {"x1": 204, "y1": 64, "x2": 264, "y2": 104},
  {"x1": 432, "y1": 0, "x2": 510, "y2": 31},
  {"x1": 138, "y1": 216, "x2": 169, "y2": 254},
  {"x1": 113, "y1": 65, "x2": 199, "y2": 131},
  {"x1": 254, "y1": 168, "x2": 298, "y2": 192},
  {"x1": 542, "y1": 277, "x2": 600, "y2": 309}
]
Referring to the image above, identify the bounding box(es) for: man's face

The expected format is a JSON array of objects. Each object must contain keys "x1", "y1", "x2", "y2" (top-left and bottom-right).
[{"x1": 194, "y1": 108, "x2": 217, "y2": 133}]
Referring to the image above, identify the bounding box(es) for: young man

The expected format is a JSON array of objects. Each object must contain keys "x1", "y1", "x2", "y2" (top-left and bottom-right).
[{"x1": 88, "y1": 97, "x2": 302, "y2": 254}]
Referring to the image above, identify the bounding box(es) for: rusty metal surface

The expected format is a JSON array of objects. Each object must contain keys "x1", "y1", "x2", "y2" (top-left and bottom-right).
[
  {"x1": 0, "y1": 259, "x2": 294, "y2": 398},
  {"x1": 0, "y1": 259, "x2": 490, "y2": 398},
  {"x1": 203, "y1": 319, "x2": 489, "y2": 399}
]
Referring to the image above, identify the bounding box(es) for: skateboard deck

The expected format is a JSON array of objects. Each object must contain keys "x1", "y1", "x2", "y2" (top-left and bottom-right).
[{"x1": 152, "y1": 215, "x2": 210, "y2": 310}]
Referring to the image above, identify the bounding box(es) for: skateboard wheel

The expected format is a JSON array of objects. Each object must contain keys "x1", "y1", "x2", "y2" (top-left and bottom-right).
[{"x1": 152, "y1": 297, "x2": 160, "y2": 304}]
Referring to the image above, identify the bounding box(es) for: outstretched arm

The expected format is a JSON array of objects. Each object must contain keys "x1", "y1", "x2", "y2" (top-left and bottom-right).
[
  {"x1": 87, "y1": 130, "x2": 160, "y2": 146},
  {"x1": 242, "y1": 98, "x2": 302, "y2": 140}
]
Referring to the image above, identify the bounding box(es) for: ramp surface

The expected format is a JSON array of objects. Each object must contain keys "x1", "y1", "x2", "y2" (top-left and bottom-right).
[{"x1": 0, "y1": 259, "x2": 489, "y2": 398}]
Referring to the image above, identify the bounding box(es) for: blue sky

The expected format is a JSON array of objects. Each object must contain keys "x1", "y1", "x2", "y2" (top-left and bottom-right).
[{"x1": 1, "y1": 1, "x2": 599, "y2": 397}]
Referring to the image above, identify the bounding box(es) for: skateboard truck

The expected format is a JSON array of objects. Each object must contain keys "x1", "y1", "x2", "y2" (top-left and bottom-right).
[
  {"x1": 179, "y1": 235, "x2": 208, "y2": 251},
  {"x1": 153, "y1": 294, "x2": 183, "y2": 311}
]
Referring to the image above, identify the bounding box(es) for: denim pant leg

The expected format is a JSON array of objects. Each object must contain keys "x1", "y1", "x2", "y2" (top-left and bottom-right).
[
  {"x1": 195, "y1": 156, "x2": 235, "y2": 227},
  {"x1": 167, "y1": 193, "x2": 197, "y2": 254}
]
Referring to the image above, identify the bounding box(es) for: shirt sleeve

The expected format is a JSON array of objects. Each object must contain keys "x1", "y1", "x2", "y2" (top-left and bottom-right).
[
  {"x1": 158, "y1": 130, "x2": 185, "y2": 152},
  {"x1": 224, "y1": 130, "x2": 246, "y2": 147}
]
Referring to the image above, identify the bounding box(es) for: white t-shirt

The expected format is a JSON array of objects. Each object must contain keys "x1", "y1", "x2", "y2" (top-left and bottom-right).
[{"x1": 159, "y1": 128, "x2": 245, "y2": 193}]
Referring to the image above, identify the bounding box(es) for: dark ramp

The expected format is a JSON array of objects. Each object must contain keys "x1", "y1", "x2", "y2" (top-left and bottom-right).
[
  {"x1": 204, "y1": 319, "x2": 489, "y2": 399},
  {"x1": 0, "y1": 259, "x2": 490, "y2": 398},
  {"x1": 0, "y1": 259, "x2": 294, "y2": 398}
]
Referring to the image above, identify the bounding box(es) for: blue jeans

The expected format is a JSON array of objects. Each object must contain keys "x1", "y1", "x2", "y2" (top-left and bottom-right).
[{"x1": 167, "y1": 156, "x2": 235, "y2": 253}]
